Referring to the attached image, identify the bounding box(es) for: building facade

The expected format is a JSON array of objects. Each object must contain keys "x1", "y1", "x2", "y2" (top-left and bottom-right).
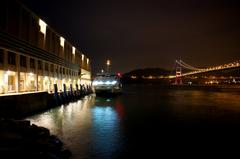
[{"x1": 0, "y1": 0, "x2": 91, "y2": 94}]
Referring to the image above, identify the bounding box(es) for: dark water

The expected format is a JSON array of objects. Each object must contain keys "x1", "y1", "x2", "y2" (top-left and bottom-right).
[{"x1": 26, "y1": 85, "x2": 240, "y2": 158}]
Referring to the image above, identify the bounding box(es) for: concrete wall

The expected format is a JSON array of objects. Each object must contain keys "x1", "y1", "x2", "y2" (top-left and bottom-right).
[{"x1": 0, "y1": 92, "x2": 55, "y2": 118}]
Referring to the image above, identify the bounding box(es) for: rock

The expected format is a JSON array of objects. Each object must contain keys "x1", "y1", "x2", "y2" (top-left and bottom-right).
[
  {"x1": 0, "y1": 131, "x2": 24, "y2": 147},
  {"x1": 0, "y1": 119, "x2": 71, "y2": 159},
  {"x1": 16, "y1": 120, "x2": 31, "y2": 129},
  {"x1": 29, "y1": 124, "x2": 50, "y2": 137},
  {"x1": 61, "y1": 149, "x2": 72, "y2": 159},
  {"x1": 50, "y1": 135, "x2": 63, "y2": 148},
  {"x1": 0, "y1": 119, "x2": 17, "y2": 130}
]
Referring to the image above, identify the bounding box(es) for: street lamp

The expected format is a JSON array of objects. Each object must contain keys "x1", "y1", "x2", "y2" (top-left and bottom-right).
[
  {"x1": 107, "y1": 60, "x2": 111, "y2": 66},
  {"x1": 106, "y1": 60, "x2": 111, "y2": 73}
]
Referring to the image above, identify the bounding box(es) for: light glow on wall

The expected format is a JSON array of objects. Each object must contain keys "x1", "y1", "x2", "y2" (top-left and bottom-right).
[
  {"x1": 81, "y1": 69, "x2": 91, "y2": 81},
  {"x1": 54, "y1": 78, "x2": 58, "y2": 84},
  {"x1": 60, "y1": 37, "x2": 65, "y2": 47},
  {"x1": 82, "y1": 54, "x2": 84, "y2": 61},
  {"x1": 44, "y1": 76, "x2": 48, "y2": 81},
  {"x1": 4, "y1": 72, "x2": 8, "y2": 84},
  {"x1": 87, "y1": 58, "x2": 89, "y2": 64},
  {"x1": 39, "y1": 19, "x2": 47, "y2": 34},
  {"x1": 72, "y1": 47, "x2": 76, "y2": 55},
  {"x1": 6, "y1": 70, "x2": 11, "y2": 75}
]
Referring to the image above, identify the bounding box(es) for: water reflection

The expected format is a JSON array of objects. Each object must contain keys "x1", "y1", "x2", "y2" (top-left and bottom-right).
[
  {"x1": 90, "y1": 106, "x2": 122, "y2": 159},
  {"x1": 26, "y1": 95, "x2": 124, "y2": 159},
  {"x1": 25, "y1": 85, "x2": 240, "y2": 158}
]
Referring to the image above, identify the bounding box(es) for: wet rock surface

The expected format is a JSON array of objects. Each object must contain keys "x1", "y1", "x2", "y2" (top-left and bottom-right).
[{"x1": 0, "y1": 119, "x2": 71, "y2": 159}]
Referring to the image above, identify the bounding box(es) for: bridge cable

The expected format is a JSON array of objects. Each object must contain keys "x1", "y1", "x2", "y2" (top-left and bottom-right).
[
  {"x1": 175, "y1": 60, "x2": 199, "y2": 70},
  {"x1": 179, "y1": 60, "x2": 202, "y2": 70}
]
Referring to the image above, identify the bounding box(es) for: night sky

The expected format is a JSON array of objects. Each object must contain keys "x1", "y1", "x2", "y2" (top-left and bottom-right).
[{"x1": 20, "y1": 0, "x2": 240, "y2": 74}]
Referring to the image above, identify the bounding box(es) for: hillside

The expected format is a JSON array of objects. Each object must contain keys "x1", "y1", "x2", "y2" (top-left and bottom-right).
[
  {"x1": 123, "y1": 68, "x2": 171, "y2": 78},
  {"x1": 122, "y1": 68, "x2": 171, "y2": 84}
]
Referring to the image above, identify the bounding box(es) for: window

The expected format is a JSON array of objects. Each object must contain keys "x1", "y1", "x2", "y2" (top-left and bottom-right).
[
  {"x1": 60, "y1": 67, "x2": 62, "y2": 74},
  {"x1": 50, "y1": 64, "x2": 54, "y2": 72},
  {"x1": 51, "y1": 33, "x2": 56, "y2": 53},
  {"x1": 55, "y1": 66, "x2": 58, "y2": 73},
  {"x1": 31, "y1": 17, "x2": 39, "y2": 46},
  {"x1": 8, "y1": 51, "x2": 16, "y2": 65},
  {"x1": 20, "y1": 55, "x2": 26, "y2": 67},
  {"x1": 39, "y1": 19, "x2": 47, "y2": 34},
  {"x1": 0, "y1": 49, "x2": 4, "y2": 64},
  {"x1": 45, "y1": 63, "x2": 49, "y2": 71},
  {"x1": 30, "y1": 58, "x2": 35, "y2": 68},
  {"x1": 38, "y1": 60, "x2": 42, "y2": 70},
  {"x1": 63, "y1": 68, "x2": 65, "y2": 75}
]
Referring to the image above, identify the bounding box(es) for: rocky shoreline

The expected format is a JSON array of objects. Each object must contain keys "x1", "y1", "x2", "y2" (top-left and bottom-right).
[{"x1": 0, "y1": 119, "x2": 71, "y2": 159}]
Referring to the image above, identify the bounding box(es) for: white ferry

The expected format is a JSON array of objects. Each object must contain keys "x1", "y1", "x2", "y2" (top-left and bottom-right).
[{"x1": 92, "y1": 73, "x2": 122, "y2": 94}]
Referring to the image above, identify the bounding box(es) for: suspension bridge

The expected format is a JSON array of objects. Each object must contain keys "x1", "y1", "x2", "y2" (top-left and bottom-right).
[{"x1": 171, "y1": 60, "x2": 240, "y2": 85}]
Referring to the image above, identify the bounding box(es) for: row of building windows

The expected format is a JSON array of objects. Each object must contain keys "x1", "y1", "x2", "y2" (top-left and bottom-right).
[
  {"x1": 0, "y1": 49, "x2": 80, "y2": 76},
  {"x1": 0, "y1": 0, "x2": 92, "y2": 94},
  {"x1": 0, "y1": 0, "x2": 90, "y2": 71}
]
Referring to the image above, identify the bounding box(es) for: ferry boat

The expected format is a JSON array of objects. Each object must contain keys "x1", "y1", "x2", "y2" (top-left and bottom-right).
[{"x1": 92, "y1": 73, "x2": 122, "y2": 94}]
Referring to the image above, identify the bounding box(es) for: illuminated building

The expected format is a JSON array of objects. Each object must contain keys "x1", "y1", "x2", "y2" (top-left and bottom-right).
[{"x1": 0, "y1": 0, "x2": 91, "y2": 94}]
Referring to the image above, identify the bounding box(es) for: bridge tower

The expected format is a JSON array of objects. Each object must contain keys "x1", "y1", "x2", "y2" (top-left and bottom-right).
[{"x1": 175, "y1": 66, "x2": 183, "y2": 85}]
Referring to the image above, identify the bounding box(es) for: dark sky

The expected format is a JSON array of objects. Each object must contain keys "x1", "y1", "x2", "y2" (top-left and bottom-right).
[{"x1": 20, "y1": 0, "x2": 240, "y2": 74}]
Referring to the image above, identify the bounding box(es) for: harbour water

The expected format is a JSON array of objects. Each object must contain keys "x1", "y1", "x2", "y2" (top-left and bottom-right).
[{"x1": 26, "y1": 84, "x2": 240, "y2": 158}]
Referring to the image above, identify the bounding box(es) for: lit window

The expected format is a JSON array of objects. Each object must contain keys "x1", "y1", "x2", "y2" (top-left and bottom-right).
[
  {"x1": 60, "y1": 37, "x2": 65, "y2": 47},
  {"x1": 39, "y1": 19, "x2": 47, "y2": 34},
  {"x1": 72, "y1": 47, "x2": 75, "y2": 55},
  {"x1": 82, "y1": 54, "x2": 84, "y2": 61},
  {"x1": 87, "y1": 58, "x2": 89, "y2": 64}
]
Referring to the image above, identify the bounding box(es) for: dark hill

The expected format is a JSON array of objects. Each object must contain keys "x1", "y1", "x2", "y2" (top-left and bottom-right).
[
  {"x1": 122, "y1": 68, "x2": 171, "y2": 84},
  {"x1": 123, "y1": 68, "x2": 170, "y2": 78}
]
